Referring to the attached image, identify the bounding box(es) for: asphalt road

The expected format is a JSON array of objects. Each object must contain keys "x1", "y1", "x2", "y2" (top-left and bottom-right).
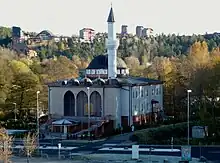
[{"x1": 12, "y1": 138, "x2": 220, "y2": 162}]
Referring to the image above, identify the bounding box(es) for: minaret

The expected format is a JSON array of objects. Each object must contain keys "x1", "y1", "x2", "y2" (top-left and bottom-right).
[{"x1": 106, "y1": 5, "x2": 119, "y2": 80}]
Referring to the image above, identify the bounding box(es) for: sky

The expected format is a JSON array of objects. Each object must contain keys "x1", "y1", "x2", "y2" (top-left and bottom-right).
[{"x1": 0, "y1": 0, "x2": 220, "y2": 36}]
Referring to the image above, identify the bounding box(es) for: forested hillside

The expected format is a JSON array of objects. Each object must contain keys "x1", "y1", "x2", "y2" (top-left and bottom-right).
[{"x1": 1, "y1": 26, "x2": 220, "y2": 133}]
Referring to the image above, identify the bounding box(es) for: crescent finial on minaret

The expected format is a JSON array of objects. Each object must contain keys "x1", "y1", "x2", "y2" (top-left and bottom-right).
[{"x1": 107, "y1": 4, "x2": 115, "y2": 23}]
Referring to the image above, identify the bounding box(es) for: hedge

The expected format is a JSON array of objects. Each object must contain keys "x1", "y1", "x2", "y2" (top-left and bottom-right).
[{"x1": 130, "y1": 121, "x2": 200, "y2": 145}]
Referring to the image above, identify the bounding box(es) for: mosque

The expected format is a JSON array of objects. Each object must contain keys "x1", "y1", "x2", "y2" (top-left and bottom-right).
[{"x1": 47, "y1": 6, "x2": 164, "y2": 135}]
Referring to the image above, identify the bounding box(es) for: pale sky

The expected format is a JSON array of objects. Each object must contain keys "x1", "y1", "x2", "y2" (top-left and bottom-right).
[{"x1": 0, "y1": 0, "x2": 220, "y2": 36}]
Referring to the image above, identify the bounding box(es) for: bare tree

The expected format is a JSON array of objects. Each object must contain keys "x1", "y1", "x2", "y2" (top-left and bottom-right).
[
  {"x1": 0, "y1": 128, "x2": 13, "y2": 163},
  {"x1": 23, "y1": 132, "x2": 37, "y2": 163}
]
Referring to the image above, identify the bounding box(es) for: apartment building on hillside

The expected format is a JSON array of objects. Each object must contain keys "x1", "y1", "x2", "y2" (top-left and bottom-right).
[{"x1": 79, "y1": 28, "x2": 95, "y2": 42}]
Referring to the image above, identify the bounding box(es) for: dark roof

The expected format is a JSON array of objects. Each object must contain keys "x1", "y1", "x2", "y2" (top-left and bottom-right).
[
  {"x1": 87, "y1": 55, "x2": 127, "y2": 69},
  {"x1": 48, "y1": 76, "x2": 163, "y2": 87},
  {"x1": 117, "y1": 77, "x2": 163, "y2": 86},
  {"x1": 36, "y1": 30, "x2": 54, "y2": 37},
  {"x1": 107, "y1": 7, "x2": 115, "y2": 23}
]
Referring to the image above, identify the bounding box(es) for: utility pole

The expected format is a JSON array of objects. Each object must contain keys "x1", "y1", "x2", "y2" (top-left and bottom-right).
[
  {"x1": 36, "y1": 91, "x2": 40, "y2": 154},
  {"x1": 87, "y1": 87, "x2": 90, "y2": 140},
  {"x1": 13, "y1": 103, "x2": 17, "y2": 121},
  {"x1": 187, "y1": 89, "x2": 192, "y2": 145}
]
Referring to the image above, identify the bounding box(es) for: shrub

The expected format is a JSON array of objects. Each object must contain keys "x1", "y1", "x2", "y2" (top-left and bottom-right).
[{"x1": 130, "y1": 122, "x2": 198, "y2": 145}]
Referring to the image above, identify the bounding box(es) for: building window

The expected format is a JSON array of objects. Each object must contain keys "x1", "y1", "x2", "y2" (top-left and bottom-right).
[
  {"x1": 152, "y1": 89, "x2": 155, "y2": 95},
  {"x1": 145, "y1": 89, "x2": 148, "y2": 96},
  {"x1": 121, "y1": 69, "x2": 125, "y2": 74},
  {"x1": 141, "y1": 89, "x2": 144, "y2": 97},
  {"x1": 133, "y1": 91, "x2": 135, "y2": 98},
  {"x1": 156, "y1": 88, "x2": 159, "y2": 95},
  {"x1": 142, "y1": 103, "x2": 144, "y2": 112},
  {"x1": 136, "y1": 90, "x2": 138, "y2": 98},
  {"x1": 134, "y1": 105, "x2": 138, "y2": 115},
  {"x1": 159, "y1": 87, "x2": 162, "y2": 94}
]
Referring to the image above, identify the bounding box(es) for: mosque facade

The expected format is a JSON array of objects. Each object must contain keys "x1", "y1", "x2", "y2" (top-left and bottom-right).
[{"x1": 48, "y1": 6, "x2": 164, "y2": 134}]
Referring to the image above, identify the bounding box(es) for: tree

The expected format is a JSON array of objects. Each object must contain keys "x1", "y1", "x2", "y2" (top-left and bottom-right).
[
  {"x1": 0, "y1": 57, "x2": 13, "y2": 104},
  {"x1": 150, "y1": 56, "x2": 173, "y2": 81},
  {"x1": 0, "y1": 27, "x2": 11, "y2": 39},
  {"x1": 72, "y1": 55, "x2": 82, "y2": 68},
  {"x1": 10, "y1": 60, "x2": 31, "y2": 74},
  {"x1": 124, "y1": 56, "x2": 140, "y2": 69},
  {"x1": 57, "y1": 41, "x2": 65, "y2": 51},
  {"x1": 6, "y1": 72, "x2": 42, "y2": 120},
  {"x1": 41, "y1": 56, "x2": 78, "y2": 82},
  {"x1": 23, "y1": 132, "x2": 37, "y2": 163},
  {"x1": 189, "y1": 41, "x2": 210, "y2": 67},
  {"x1": 124, "y1": 56, "x2": 141, "y2": 75},
  {"x1": 0, "y1": 128, "x2": 13, "y2": 163},
  {"x1": 202, "y1": 64, "x2": 220, "y2": 134}
]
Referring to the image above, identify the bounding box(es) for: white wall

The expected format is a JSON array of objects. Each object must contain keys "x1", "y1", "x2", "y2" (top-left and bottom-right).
[
  {"x1": 49, "y1": 87, "x2": 103, "y2": 117},
  {"x1": 104, "y1": 87, "x2": 121, "y2": 127},
  {"x1": 150, "y1": 84, "x2": 163, "y2": 112},
  {"x1": 131, "y1": 84, "x2": 163, "y2": 116},
  {"x1": 49, "y1": 83, "x2": 163, "y2": 126},
  {"x1": 120, "y1": 86, "x2": 130, "y2": 116}
]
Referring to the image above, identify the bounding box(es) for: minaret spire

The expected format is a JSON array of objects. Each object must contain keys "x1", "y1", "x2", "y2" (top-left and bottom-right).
[
  {"x1": 106, "y1": 5, "x2": 119, "y2": 81},
  {"x1": 107, "y1": 4, "x2": 115, "y2": 23}
]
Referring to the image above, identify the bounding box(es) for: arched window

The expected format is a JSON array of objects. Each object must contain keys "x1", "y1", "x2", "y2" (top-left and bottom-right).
[
  {"x1": 90, "y1": 91, "x2": 102, "y2": 117},
  {"x1": 76, "y1": 91, "x2": 88, "y2": 116},
  {"x1": 63, "y1": 91, "x2": 75, "y2": 116}
]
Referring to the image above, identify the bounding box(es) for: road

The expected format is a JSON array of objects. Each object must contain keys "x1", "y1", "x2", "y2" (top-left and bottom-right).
[{"x1": 12, "y1": 134, "x2": 220, "y2": 162}]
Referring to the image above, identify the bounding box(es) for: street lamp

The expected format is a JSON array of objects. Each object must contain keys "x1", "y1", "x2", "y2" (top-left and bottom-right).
[
  {"x1": 187, "y1": 89, "x2": 192, "y2": 145},
  {"x1": 87, "y1": 87, "x2": 90, "y2": 140},
  {"x1": 12, "y1": 103, "x2": 17, "y2": 121},
  {"x1": 36, "y1": 91, "x2": 40, "y2": 153}
]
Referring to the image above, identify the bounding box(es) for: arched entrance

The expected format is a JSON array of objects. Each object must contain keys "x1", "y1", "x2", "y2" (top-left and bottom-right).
[
  {"x1": 90, "y1": 91, "x2": 102, "y2": 117},
  {"x1": 76, "y1": 91, "x2": 88, "y2": 116},
  {"x1": 63, "y1": 91, "x2": 75, "y2": 116}
]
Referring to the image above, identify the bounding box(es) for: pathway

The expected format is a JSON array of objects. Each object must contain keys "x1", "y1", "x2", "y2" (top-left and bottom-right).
[
  {"x1": 103, "y1": 132, "x2": 135, "y2": 144},
  {"x1": 10, "y1": 154, "x2": 200, "y2": 163}
]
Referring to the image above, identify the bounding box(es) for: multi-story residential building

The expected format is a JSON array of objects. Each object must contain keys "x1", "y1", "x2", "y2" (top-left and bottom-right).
[
  {"x1": 121, "y1": 25, "x2": 128, "y2": 36},
  {"x1": 136, "y1": 26, "x2": 144, "y2": 38},
  {"x1": 79, "y1": 28, "x2": 95, "y2": 42},
  {"x1": 136, "y1": 26, "x2": 153, "y2": 38},
  {"x1": 142, "y1": 28, "x2": 154, "y2": 37},
  {"x1": 147, "y1": 28, "x2": 154, "y2": 36},
  {"x1": 142, "y1": 28, "x2": 147, "y2": 37}
]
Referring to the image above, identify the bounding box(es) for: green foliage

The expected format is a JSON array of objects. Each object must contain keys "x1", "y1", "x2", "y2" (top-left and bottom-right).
[
  {"x1": 31, "y1": 33, "x2": 220, "y2": 62},
  {"x1": 8, "y1": 72, "x2": 41, "y2": 108},
  {"x1": 1, "y1": 27, "x2": 220, "y2": 134},
  {"x1": 0, "y1": 27, "x2": 11, "y2": 39},
  {"x1": 0, "y1": 55, "x2": 13, "y2": 104},
  {"x1": 10, "y1": 60, "x2": 32, "y2": 73},
  {"x1": 131, "y1": 122, "x2": 197, "y2": 145},
  {"x1": 0, "y1": 48, "x2": 82, "y2": 127}
]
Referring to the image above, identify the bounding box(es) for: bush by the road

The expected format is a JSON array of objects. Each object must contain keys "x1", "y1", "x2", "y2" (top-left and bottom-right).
[{"x1": 130, "y1": 122, "x2": 199, "y2": 145}]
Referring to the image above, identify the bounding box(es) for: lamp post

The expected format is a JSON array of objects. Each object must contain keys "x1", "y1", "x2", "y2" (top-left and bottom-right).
[
  {"x1": 36, "y1": 91, "x2": 40, "y2": 154},
  {"x1": 87, "y1": 87, "x2": 90, "y2": 140},
  {"x1": 187, "y1": 89, "x2": 192, "y2": 145},
  {"x1": 12, "y1": 103, "x2": 17, "y2": 121}
]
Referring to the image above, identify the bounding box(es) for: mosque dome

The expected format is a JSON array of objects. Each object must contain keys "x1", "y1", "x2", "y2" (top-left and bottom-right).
[{"x1": 87, "y1": 55, "x2": 127, "y2": 69}]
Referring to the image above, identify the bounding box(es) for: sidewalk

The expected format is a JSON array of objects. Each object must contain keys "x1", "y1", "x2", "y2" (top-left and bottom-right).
[
  {"x1": 104, "y1": 132, "x2": 134, "y2": 144},
  {"x1": 61, "y1": 138, "x2": 106, "y2": 144},
  {"x1": 10, "y1": 154, "x2": 200, "y2": 163}
]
